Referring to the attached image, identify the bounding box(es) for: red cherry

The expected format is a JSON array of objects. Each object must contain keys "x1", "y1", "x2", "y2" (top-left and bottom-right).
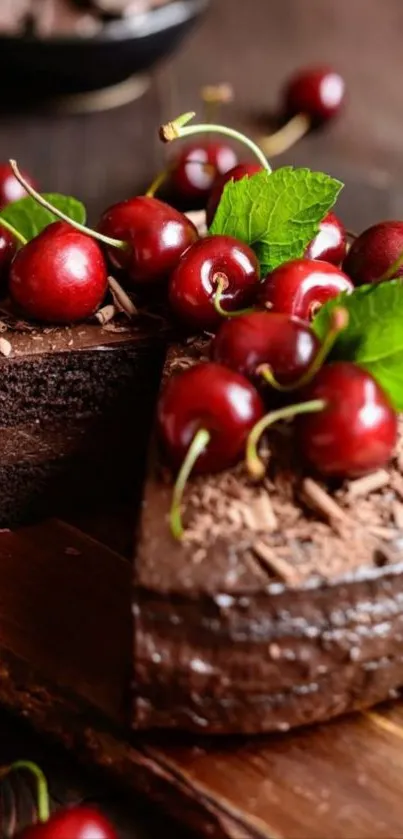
[
  {"x1": 158, "y1": 362, "x2": 264, "y2": 474},
  {"x1": 0, "y1": 163, "x2": 37, "y2": 209},
  {"x1": 206, "y1": 163, "x2": 262, "y2": 227},
  {"x1": 284, "y1": 66, "x2": 346, "y2": 126},
  {"x1": 259, "y1": 258, "x2": 354, "y2": 321},
  {"x1": 297, "y1": 362, "x2": 398, "y2": 476},
  {"x1": 97, "y1": 196, "x2": 198, "y2": 286},
  {"x1": 169, "y1": 141, "x2": 238, "y2": 205},
  {"x1": 343, "y1": 221, "x2": 403, "y2": 285},
  {"x1": 0, "y1": 224, "x2": 17, "y2": 295},
  {"x1": 211, "y1": 311, "x2": 320, "y2": 385},
  {"x1": 19, "y1": 805, "x2": 117, "y2": 838},
  {"x1": 9, "y1": 221, "x2": 107, "y2": 323},
  {"x1": 305, "y1": 211, "x2": 347, "y2": 265},
  {"x1": 169, "y1": 235, "x2": 260, "y2": 331}
]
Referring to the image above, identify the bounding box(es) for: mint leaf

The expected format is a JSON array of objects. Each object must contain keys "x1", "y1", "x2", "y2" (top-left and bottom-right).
[
  {"x1": 209, "y1": 168, "x2": 343, "y2": 275},
  {"x1": 312, "y1": 280, "x2": 403, "y2": 411},
  {"x1": 0, "y1": 194, "x2": 86, "y2": 243}
]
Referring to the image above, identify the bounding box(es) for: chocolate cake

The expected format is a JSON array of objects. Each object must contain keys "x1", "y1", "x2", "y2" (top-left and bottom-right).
[
  {"x1": 134, "y1": 342, "x2": 403, "y2": 734},
  {"x1": 0, "y1": 314, "x2": 165, "y2": 526}
]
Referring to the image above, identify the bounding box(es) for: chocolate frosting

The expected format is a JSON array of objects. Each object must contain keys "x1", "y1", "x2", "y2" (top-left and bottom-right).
[{"x1": 133, "y1": 343, "x2": 403, "y2": 734}]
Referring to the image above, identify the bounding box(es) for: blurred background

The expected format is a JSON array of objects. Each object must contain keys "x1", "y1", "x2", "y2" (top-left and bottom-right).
[{"x1": 1, "y1": 0, "x2": 402, "y2": 228}]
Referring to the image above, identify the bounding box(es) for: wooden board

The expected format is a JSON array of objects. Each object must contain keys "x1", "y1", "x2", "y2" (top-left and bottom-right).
[{"x1": 1, "y1": 511, "x2": 403, "y2": 839}]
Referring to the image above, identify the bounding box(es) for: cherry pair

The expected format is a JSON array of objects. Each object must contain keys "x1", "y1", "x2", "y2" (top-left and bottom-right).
[
  {"x1": 169, "y1": 240, "x2": 353, "y2": 330},
  {"x1": 3, "y1": 164, "x2": 198, "y2": 323},
  {"x1": 159, "y1": 355, "x2": 397, "y2": 538},
  {"x1": 166, "y1": 66, "x2": 346, "y2": 208}
]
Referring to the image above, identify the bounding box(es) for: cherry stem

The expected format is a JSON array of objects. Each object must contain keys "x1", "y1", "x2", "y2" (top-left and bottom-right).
[
  {"x1": 0, "y1": 761, "x2": 50, "y2": 823},
  {"x1": 212, "y1": 273, "x2": 255, "y2": 318},
  {"x1": 0, "y1": 216, "x2": 27, "y2": 246},
  {"x1": 160, "y1": 112, "x2": 271, "y2": 172},
  {"x1": 201, "y1": 83, "x2": 233, "y2": 124},
  {"x1": 246, "y1": 398, "x2": 326, "y2": 480},
  {"x1": 170, "y1": 428, "x2": 211, "y2": 539},
  {"x1": 259, "y1": 113, "x2": 311, "y2": 157},
  {"x1": 9, "y1": 160, "x2": 128, "y2": 252},
  {"x1": 145, "y1": 170, "x2": 168, "y2": 198},
  {"x1": 257, "y1": 306, "x2": 349, "y2": 392},
  {"x1": 376, "y1": 247, "x2": 403, "y2": 283}
]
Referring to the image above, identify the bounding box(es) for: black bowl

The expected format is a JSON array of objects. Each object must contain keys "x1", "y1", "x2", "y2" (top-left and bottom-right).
[{"x1": 0, "y1": 0, "x2": 208, "y2": 101}]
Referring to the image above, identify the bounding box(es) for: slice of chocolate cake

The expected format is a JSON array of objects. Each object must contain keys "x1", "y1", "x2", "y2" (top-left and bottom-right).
[
  {"x1": 0, "y1": 315, "x2": 166, "y2": 526},
  {"x1": 133, "y1": 343, "x2": 403, "y2": 734}
]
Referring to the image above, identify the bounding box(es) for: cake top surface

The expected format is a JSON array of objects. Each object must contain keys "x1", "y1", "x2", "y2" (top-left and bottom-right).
[
  {"x1": 0, "y1": 307, "x2": 165, "y2": 360},
  {"x1": 137, "y1": 343, "x2": 403, "y2": 597}
]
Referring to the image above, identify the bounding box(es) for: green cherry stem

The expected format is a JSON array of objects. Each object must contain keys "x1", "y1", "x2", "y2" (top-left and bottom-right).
[
  {"x1": 257, "y1": 306, "x2": 349, "y2": 392},
  {"x1": 146, "y1": 170, "x2": 169, "y2": 198},
  {"x1": 376, "y1": 247, "x2": 403, "y2": 283},
  {"x1": 1, "y1": 761, "x2": 50, "y2": 822},
  {"x1": 159, "y1": 112, "x2": 271, "y2": 173},
  {"x1": 246, "y1": 399, "x2": 326, "y2": 480},
  {"x1": 213, "y1": 273, "x2": 256, "y2": 318},
  {"x1": 170, "y1": 428, "x2": 210, "y2": 540},
  {"x1": 0, "y1": 216, "x2": 27, "y2": 246},
  {"x1": 9, "y1": 160, "x2": 128, "y2": 252}
]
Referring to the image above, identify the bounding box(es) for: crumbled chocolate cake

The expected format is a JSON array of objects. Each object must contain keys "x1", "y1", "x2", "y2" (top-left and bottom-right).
[{"x1": 134, "y1": 343, "x2": 403, "y2": 734}]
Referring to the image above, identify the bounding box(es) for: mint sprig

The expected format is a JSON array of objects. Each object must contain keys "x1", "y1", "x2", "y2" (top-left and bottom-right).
[
  {"x1": 312, "y1": 280, "x2": 403, "y2": 411},
  {"x1": 209, "y1": 168, "x2": 343, "y2": 275},
  {"x1": 0, "y1": 194, "x2": 86, "y2": 243}
]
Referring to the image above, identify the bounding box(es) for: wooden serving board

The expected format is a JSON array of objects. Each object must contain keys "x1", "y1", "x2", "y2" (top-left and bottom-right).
[{"x1": 1, "y1": 507, "x2": 403, "y2": 838}]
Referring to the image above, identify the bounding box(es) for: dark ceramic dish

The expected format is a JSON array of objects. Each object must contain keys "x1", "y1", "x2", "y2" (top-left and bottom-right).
[{"x1": 0, "y1": 0, "x2": 208, "y2": 100}]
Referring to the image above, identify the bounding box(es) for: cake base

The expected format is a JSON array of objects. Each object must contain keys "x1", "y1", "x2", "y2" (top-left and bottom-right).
[{"x1": 0, "y1": 511, "x2": 403, "y2": 839}]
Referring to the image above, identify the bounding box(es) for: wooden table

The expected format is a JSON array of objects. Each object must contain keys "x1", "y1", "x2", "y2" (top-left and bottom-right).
[{"x1": 1, "y1": 0, "x2": 403, "y2": 836}]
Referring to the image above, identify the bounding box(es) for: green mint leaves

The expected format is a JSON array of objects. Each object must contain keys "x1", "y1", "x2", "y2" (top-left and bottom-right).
[
  {"x1": 209, "y1": 168, "x2": 343, "y2": 275},
  {"x1": 0, "y1": 195, "x2": 86, "y2": 243},
  {"x1": 312, "y1": 280, "x2": 403, "y2": 411}
]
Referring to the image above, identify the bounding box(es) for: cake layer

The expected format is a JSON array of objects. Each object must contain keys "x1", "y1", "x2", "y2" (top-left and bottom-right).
[
  {"x1": 134, "y1": 344, "x2": 403, "y2": 734},
  {"x1": 0, "y1": 412, "x2": 144, "y2": 525},
  {"x1": 0, "y1": 315, "x2": 166, "y2": 525},
  {"x1": 0, "y1": 317, "x2": 164, "y2": 426}
]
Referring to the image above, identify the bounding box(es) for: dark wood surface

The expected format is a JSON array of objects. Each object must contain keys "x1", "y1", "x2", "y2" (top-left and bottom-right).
[{"x1": 1, "y1": 0, "x2": 403, "y2": 837}]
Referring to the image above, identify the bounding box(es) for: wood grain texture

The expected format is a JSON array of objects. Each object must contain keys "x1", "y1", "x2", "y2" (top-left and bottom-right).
[
  {"x1": 0, "y1": 514, "x2": 402, "y2": 838},
  {"x1": 1, "y1": 0, "x2": 403, "y2": 836}
]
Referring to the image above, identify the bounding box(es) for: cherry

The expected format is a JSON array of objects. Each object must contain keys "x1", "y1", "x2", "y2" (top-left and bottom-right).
[
  {"x1": 260, "y1": 67, "x2": 345, "y2": 158},
  {"x1": 305, "y1": 211, "x2": 347, "y2": 265},
  {"x1": 158, "y1": 361, "x2": 264, "y2": 537},
  {"x1": 168, "y1": 141, "x2": 238, "y2": 206},
  {"x1": 211, "y1": 311, "x2": 321, "y2": 385},
  {"x1": 8, "y1": 161, "x2": 198, "y2": 290},
  {"x1": 98, "y1": 196, "x2": 198, "y2": 285},
  {"x1": 19, "y1": 806, "x2": 117, "y2": 838},
  {"x1": 259, "y1": 258, "x2": 354, "y2": 321},
  {"x1": 169, "y1": 235, "x2": 260, "y2": 331},
  {"x1": 0, "y1": 224, "x2": 17, "y2": 295},
  {"x1": 297, "y1": 362, "x2": 398, "y2": 476},
  {"x1": 206, "y1": 163, "x2": 262, "y2": 227},
  {"x1": 343, "y1": 221, "x2": 403, "y2": 285},
  {"x1": 284, "y1": 66, "x2": 346, "y2": 126},
  {"x1": 9, "y1": 221, "x2": 107, "y2": 323},
  {"x1": 0, "y1": 163, "x2": 37, "y2": 209}
]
